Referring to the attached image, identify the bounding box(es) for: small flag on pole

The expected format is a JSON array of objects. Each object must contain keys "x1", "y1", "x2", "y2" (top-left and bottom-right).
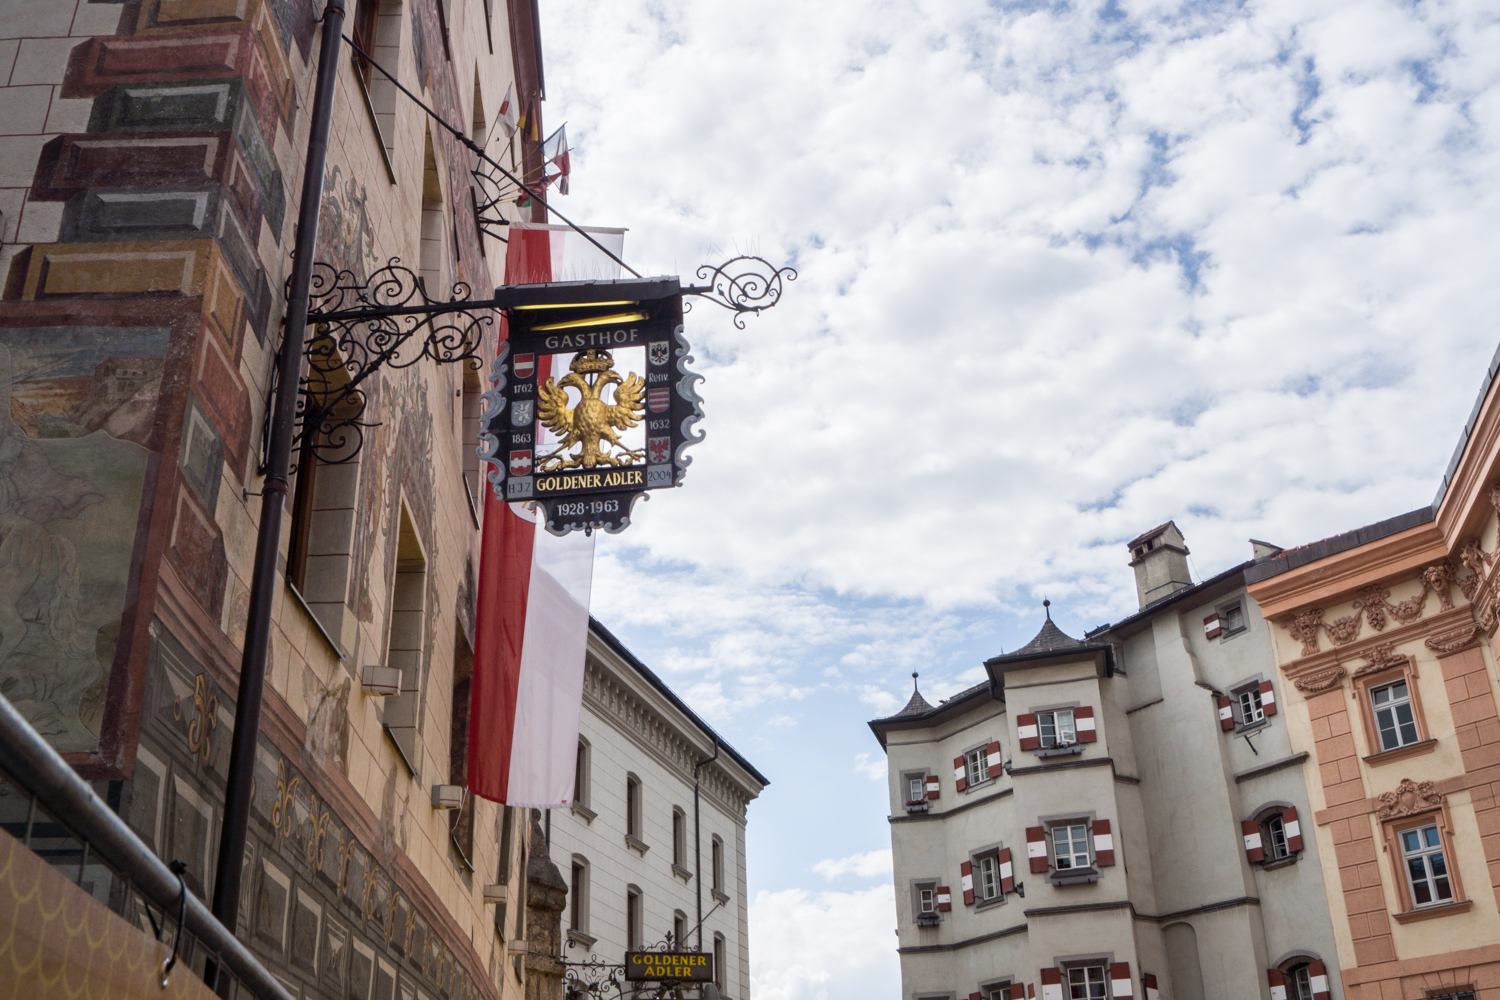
[
  {"x1": 542, "y1": 124, "x2": 570, "y2": 195},
  {"x1": 493, "y1": 84, "x2": 517, "y2": 140}
]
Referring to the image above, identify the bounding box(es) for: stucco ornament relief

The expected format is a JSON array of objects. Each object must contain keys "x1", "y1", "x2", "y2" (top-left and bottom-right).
[
  {"x1": 1350, "y1": 644, "x2": 1409, "y2": 679},
  {"x1": 1292, "y1": 665, "x2": 1347, "y2": 694},
  {"x1": 1425, "y1": 623, "x2": 1483, "y2": 654},
  {"x1": 1374, "y1": 778, "x2": 1444, "y2": 820},
  {"x1": 1279, "y1": 560, "x2": 1469, "y2": 657}
]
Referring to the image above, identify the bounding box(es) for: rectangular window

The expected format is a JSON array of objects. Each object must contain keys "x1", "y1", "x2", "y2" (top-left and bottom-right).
[
  {"x1": 712, "y1": 838, "x2": 724, "y2": 892},
  {"x1": 1053, "y1": 824, "x2": 1091, "y2": 870},
  {"x1": 626, "y1": 776, "x2": 642, "y2": 839},
  {"x1": 1266, "y1": 815, "x2": 1289, "y2": 860},
  {"x1": 1221, "y1": 602, "x2": 1245, "y2": 634},
  {"x1": 1238, "y1": 685, "x2": 1265, "y2": 725},
  {"x1": 977, "y1": 855, "x2": 999, "y2": 900},
  {"x1": 1038, "y1": 710, "x2": 1076, "y2": 748},
  {"x1": 713, "y1": 935, "x2": 727, "y2": 993},
  {"x1": 1372, "y1": 681, "x2": 1420, "y2": 751},
  {"x1": 1067, "y1": 965, "x2": 1107, "y2": 999},
  {"x1": 673, "y1": 810, "x2": 686, "y2": 867},
  {"x1": 569, "y1": 862, "x2": 585, "y2": 930},
  {"x1": 1401, "y1": 823, "x2": 1453, "y2": 907},
  {"x1": 908, "y1": 776, "x2": 925, "y2": 802},
  {"x1": 673, "y1": 912, "x2": 687, "y2": 948},
  {"x1": 990, "y1": 987, "x2": 1013, "y2": 1000},
  {"x1": 965, "y1": 748, "x2": 989, "y2": 786},
  {"x1": 918, "y1": 887, "x2": 934, "y2": 914}
]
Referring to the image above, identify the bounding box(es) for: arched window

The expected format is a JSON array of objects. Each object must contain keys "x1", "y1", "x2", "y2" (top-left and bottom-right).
[
  {"x1": 1272, "y1": 954, "x2": 1331, "y2": 1000},
  {"x1": 711, "y1": 835, "x2": 725, "y2": 894},
  {"x1": 672, "y1": 807, "x2": 687, "y2": 868},
  {"x1": 626, "y1": 774, "x2": 643, "y2": 841},
  {"x1": 673, "y1": 910, "x2": 687, "y2": 949},
  {"x1": 626, "y1": 885, "x2": 643, "y2": 949},
  {"x1": 713, "y1": 933, "x2": 727, "y2": 993},
  {"x1": 569, "y1": 856, "x2": 590, "y2": 933},
  {"x1": 573, "y1": 738, "x2": 590, "y2": 809}
]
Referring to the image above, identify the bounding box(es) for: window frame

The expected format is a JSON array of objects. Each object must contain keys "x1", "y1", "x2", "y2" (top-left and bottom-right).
[
  {"x1": 1037, "y1": 709, "x2": 1077, "y2": 748},
  {"x1": 963, "y1": 746, "x2": 990, "y2": 787},
  {"x1": 1051, "y1": 821, "x2": 1093, "y2": 873},
  {"x1": 1064, "y1": 963, "x2": 1108, "y2": 999},
  {"x1": 626, "y1": 774, "x2": 642, "y2": 839},
  {"x1": 976, "y1": 853, "x2": 1001, "y2": 902},
  {"x1": 569, "y1": 856, "x2": 590, "y2": 934},
  {"x1": 672, "y1": 807, "x2": 687, "y2": 868},
  {"x1": 673, "y1": 910, "x2": 688, "y2": 950},
  {"x1": 1216, "y1": 599, "x2": 1247, "y2": 639},
  {"x1": 711, "y1": 835, "x2": 725, "y2": 895},
  {"x1": 1352, "y1": 654, "x2": 1435, "y2": 765},
  {"x1": 626, "y1": 885, "x2": 643, "y2": 949},
  {"x1": 713, "y1": 933, "x2": 727, "y2": 994},
  {"x1": 573, "y1": 737, "x2": 591, "y2": 811},
  {"x1": 911, "y1": 879, "x2": 942, "y2": 926},
  {"x1": 1381, "y1": 805, "x2": 1469, "y2": 920}
]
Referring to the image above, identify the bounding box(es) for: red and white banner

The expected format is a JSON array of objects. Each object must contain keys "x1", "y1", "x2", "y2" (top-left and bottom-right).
[{"x1": 467, "y1": 225, "x2": 621, "y2": 807}]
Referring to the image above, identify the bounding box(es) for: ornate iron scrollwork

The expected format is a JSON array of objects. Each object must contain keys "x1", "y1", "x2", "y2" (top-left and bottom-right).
[
  {"x1": 563, "y1": 934, "x2": 708, "y2": 1000},
  {"x1": 683, "y1": 256, "x2": 798, "y2": 329},
  {"x1": 296, "y1": 258, "x2": 493, "y2": 465}
]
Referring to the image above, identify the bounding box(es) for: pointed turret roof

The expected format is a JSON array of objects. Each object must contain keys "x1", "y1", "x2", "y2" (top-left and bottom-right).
[{"x1": 1012, "y1": 617, "x2": 1085, "y2": 656}]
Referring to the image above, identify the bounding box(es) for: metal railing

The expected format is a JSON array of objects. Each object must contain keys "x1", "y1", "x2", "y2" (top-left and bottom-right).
[{"x1": 0, "y1": 692, "x2": 295, "y2": 1000}]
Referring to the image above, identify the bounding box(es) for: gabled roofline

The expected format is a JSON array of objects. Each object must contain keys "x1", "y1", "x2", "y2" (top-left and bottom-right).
[{"x1": 1087, "y1": 561, "x2": 1252, "y2": 641}]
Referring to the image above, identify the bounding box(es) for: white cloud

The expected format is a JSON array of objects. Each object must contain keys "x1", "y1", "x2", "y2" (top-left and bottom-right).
[
  {"x1": 750, "y1": 885, "x2": 900, "y2": 1000},
  {"x1": 852, "y1": 753, "x2": 886, "y2": 782},
  {"x1": 813, "y1": 849, "x2": 894, "y2": 880}
]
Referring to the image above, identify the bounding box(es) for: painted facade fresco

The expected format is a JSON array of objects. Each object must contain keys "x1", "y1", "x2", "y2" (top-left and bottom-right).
[{"x1": 0, "y1": 0, "x2": 550, "y2": 995}]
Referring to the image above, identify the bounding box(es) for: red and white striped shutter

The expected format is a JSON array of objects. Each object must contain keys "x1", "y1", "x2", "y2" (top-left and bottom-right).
[
  {"x1": 925, "y1": 775, "x2": 940, "y2": 800},
  {"x1": 1203, "y1": 613, "x2": 1221, "y2": 640},
  {"x1": 1017, "y1": 713, "x2": 1040, "y2": 751},
  {"x1": 986, "y1": 740, "x2": 1003, "y2": 771},
  {"x1": 1026, "y1": 826, "x2": 1048, "y2": 873},
  {"x1": 1026, "y1": 985, "x2": 1035, "y2": 1000},
  {"x1": 1242, "y1": 819, "x2": 1264, "y2": 862},
  {"x1": 1093, "y1": 818, "x2": 1115, "y2": 866},
  {"x1": 935, "y1": 885, "x2": 951, "y2": 911},
  {"x1": 1267, "y1": 969, "x2": 1286, "y2": 1000},
  {"x1": 1217, "y1": 695, "x2": 1235, "y2": 731},
  {"x1": 954, "y1": 755, "x2": 968, "y2": 792},
  {"x1": 1260, "y1": 680, "x2": 1277, "y2": 716},
  {"x1": 1141, "y1": 973, "x2": 1159, "y2": 1000},
  {"x1": 998, "y1": 847, "x2": 1014, "y2": 893},
  {"x1": 1307, "y1": 960, "x2": 1330, "y2": 1000},
  {"x1": 970, "y1": 993, "x2": 982, "y2": 1000},
  {"x1": 960, "y1": 860, "x2": 975, "y2": 905},
  {"x1": 1075, "y1": 705, "x2": 1097, "y2": 743},
  {"x1": 1108, "y1": 962, "x2": 1132, "y2": 998},
  {"x1": 1039, "y1": 968, "x2": 1062, "y2": 1000},
  {"x1": 1282, "y1": 806, "x2": 1303, "y2": 852}
]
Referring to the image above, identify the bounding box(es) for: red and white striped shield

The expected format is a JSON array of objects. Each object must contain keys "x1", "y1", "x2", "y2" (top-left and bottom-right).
[
  {"x1": 513, "y1": 353, "x2": 535, "y2": 379},
  {"x1": 647, "y1": 387, "x2": 671, "y2": 413}
]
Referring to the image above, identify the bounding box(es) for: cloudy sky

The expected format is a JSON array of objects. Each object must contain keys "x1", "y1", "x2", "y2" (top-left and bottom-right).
[{"x1": 535, "y1": 0, "x2": 1500, "y2": 997}]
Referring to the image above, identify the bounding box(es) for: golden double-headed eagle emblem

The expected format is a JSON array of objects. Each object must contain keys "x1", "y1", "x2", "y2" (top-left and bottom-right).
[{"x1": 536, "y1": 349, "x2": 646, "y2": 471}]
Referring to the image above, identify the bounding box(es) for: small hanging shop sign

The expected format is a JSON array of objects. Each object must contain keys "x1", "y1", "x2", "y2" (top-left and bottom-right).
[
  {"x1": 623, "y1": 951, "x2": 714, "y2": 983},
  {"x1": 479, "y1": 277, "x2": 704, "y2": 535}
]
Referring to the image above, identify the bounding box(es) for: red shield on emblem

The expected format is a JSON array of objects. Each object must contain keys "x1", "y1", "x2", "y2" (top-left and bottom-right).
[
  {"x1": 647, "y1": 388, "x2": 670, "y2": 414},
  {"x1": 513, "y1": 354, "x2": 535, "y2": 379},
  {"x1": 509, "y1": 450, "x2": 532, "y2": 476},
  {"x1": 648, "y1": 437, "x2": 670, "y2": 463}
]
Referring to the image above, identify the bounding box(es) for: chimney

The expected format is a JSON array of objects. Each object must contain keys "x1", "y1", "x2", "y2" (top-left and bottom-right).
[{"x1": 1126, "y1": 521, "x2": 1192, "y2": 609}]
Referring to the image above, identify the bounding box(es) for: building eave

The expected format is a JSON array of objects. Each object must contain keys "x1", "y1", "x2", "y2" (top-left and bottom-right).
[{"x1": 1087, "y1": 562, "x2": 1252, "y2": 641}]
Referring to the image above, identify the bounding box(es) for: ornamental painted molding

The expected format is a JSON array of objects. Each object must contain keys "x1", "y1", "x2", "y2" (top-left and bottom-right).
[
  {"x1": 1279, "y1": 560, "x2": 1468, "y2": 656},
  {"x1": 1425, "y1": 623, "x2": 1483, "y2": 654},
  {"x1": 1374, "y1": 778, "x2": 1444, "y2": 820},
  {"x1": 1350, "y1": 644, "x2": 1409, "y2": 680},
  {"x1": 1292, "y1": 665, "x2": 1347, "y2": 694}
]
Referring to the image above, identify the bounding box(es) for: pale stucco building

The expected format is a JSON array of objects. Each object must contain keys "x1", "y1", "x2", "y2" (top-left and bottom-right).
[
  {"x1": 871, "y1": 524, "x2": 1343, "y2": 1000},
  {"x1": 548, "y1": 620, "x2": 767, "y2": 1000}
]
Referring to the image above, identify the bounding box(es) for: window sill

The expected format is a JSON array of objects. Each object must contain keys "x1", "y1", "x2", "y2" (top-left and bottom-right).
[
  {"x1": 567, "y1": 929, "x2": 597, "y2": 949},
  {"x1": 961, "y1": 777, "x2": 998, "y2": 793},
  {"x1": 1260, "y1": 854, "x2": 1300, "y2": 871},
  {"x1": 1363, "y1": 739, "x2": 1438, "y2": 767},
  {"x1": 571, "y1": 802, "x2": 596, "y2": 824},
  {"x1": 1036, "y1": 745, "x2": 1084, "y2": 759},
  {"x1": 1049, "y1": 868, "x2": 1098, "y2": 886},
  {"x1": 711, "y1": 889, "x2": 730, "y2": 905},
  {"x1": 974, "y1": 895, "x2": 1005, "y2": 911},
  {"x1": 1391, "y1": 899, "x2": 1471, "y2": 924},
  {"x1": 1218, "y1": 626, "x2": 1248, "y2": 642},
  {"x1": 671, "y1": 863, "x2": 693, "y2": 883},
  {"x1": 1234, "y1": 718, "x2": 1270, "y2": 735},
  {"x1": 624, "y1": 835, "x2": 650, "y2": 856},
  {"x1": 286, "y1": 581, "x2": 349, "y2": 661}
]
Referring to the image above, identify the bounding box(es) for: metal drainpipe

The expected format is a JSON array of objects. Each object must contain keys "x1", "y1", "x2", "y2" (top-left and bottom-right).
[
  {"x1": 210, "y1": 0, "x2": 345, "y2": 933},
  {"x1": 692, "y1": 739, "x2": 719, "y2": 953}
]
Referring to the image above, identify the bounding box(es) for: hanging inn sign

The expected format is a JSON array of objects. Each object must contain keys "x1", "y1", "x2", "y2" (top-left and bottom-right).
[
  {"x1": 480, "y1": 277, "x2": 699, "y2": 534},
  {"x1": 292, "y1": 256, "x2": 794, "y2": 535}
]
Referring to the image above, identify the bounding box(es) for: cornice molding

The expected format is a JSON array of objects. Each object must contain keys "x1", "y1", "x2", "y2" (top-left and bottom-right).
[
  {"x1": 1437, "y1": 374, "x2": 1500, "y2": 547},
  {"x1": 1279, "y1": 605, "x2": 1475, "y2": 690},
  {"x1": 1247, "y1": 522, "x2": 1448, "y2": 620},
  {"x1": 582, "y1": 658, "x2": 753, "y2": 819}
]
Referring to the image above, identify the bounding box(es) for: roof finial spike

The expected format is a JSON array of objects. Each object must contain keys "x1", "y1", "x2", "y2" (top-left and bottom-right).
[
  {"x1": 1043, "y1": 597, "x2": 1051, "y2": 621},
  {"x1": 912, "y1": 671, "x2": 919, "y2": 694}
]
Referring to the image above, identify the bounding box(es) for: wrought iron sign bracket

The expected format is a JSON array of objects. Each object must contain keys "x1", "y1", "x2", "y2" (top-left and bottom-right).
[{"x1": 284, "y1": 256, "x2": 794, "y2": 533}]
